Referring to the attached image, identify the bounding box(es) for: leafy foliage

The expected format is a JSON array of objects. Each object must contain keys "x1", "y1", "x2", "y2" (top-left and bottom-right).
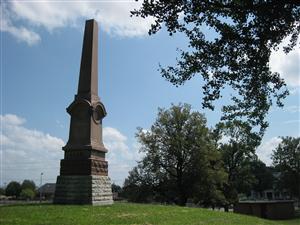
[
  {"x1": 132, "y1": 1, "x2": 300, "y2": 134},
  {"x1": 5, "y1": 181, "x2": 21, "y2": 198},
  {"x1": 20, "y1": 188, "x2": 35, "y2": 200},
  {"x1": 249, "y1": 159, "x2": 274, "y2": 197},
  {"x1": 123, "y1": 165, "x2": 157, "y2": 203},
  {"x1": 124, "y1": 103, "x2": 227, "y2": 206},
  {"x1": 111, "y1": 183, "x2": 122, "y2": 194},
  {"x1": 21, "y1": 180, "x2": 36, "y2": 192},
  {"x1": 214, "y1": 120, "x2": 261, "y2": 208},
  {"x1": 272, "y1": 136, "x2": 300, "y2": 199}
]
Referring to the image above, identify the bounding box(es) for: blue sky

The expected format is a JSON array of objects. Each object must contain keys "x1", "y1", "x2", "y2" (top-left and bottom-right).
[{"x1": 1, "y1": 1, "x2": 299, "y2": 187}]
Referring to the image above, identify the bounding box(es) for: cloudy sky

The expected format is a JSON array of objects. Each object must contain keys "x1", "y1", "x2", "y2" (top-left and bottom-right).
[{"x1": 1, "y1": 1, "x2": 299, "y2": 187}]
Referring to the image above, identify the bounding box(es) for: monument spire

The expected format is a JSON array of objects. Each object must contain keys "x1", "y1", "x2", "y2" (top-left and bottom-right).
[
  {"x1": 78, "y1": 19, "x2": 98, "y2": 100},
  {"x1": 62, "y1": 19, "x2": 106, "y2": 152},
  {"x1": 54, "y1": 19, "x2": 113, "y2": 205}
]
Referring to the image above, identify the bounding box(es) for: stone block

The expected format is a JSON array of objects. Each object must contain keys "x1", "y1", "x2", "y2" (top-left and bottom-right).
[{"x1": 54, "y1": 175, "x2": 113, "y2": 205}]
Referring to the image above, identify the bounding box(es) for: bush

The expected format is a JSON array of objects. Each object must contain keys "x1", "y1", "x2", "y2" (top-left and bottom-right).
[
  {"x1": 20, "y1": 188, "x2": 35, "y2": 200},
  {"x1": 21, "y1": 180, "x2": 36, "y2": 192}
]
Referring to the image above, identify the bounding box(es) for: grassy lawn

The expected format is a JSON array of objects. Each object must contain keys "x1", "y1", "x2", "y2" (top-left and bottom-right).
[{"x1": 0, "y1": 202, "x2": 299, "y2": 225}]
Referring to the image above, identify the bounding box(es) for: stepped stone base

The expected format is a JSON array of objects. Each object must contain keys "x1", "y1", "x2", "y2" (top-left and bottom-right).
[{"x1": 53, "y1": 175, "x2": 113, "y2": 205}]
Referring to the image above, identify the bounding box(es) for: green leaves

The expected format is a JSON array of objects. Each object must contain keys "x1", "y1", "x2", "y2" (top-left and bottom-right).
[
  {"x1": 214, "y1": 120, "x2": 261, "y2": 203},
  {"x1": 272, "y1": 136, "x2": 300, "y2": 199},
  {"x1": 132, "y1": 0, "x2": 299, "y2": 134},
  {"x1": 126, "y1": 103, "x2": 227, "y2": 205}
]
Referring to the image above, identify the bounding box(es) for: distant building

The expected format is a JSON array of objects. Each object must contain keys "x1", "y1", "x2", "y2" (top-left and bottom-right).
[
  {"x1": 248, "y1": 171, "x2": 291, "y2": 201},
  {"x1": 38, "y1": 183, "x2": 56, "y2": 199},
  {"x1": 249, "y1": 189, "x2": 290, "y2": 200}
]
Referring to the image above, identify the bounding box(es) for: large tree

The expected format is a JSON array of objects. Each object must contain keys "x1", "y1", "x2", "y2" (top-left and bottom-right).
[
  {"x1": 124, "y1": 104, "x2": 227, "y2": 206},
  {"x1": 272, "y1": 136, "x2": 300, "y2": 199},
  {"x1": 132, "y1": 1, "x2": 299, "y2": 134}
]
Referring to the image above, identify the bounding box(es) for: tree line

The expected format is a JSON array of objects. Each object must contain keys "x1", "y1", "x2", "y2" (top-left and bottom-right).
[
  {"x1": 0, "y1": 180, "x2": 37, "y2": 200},
  {"x1": 120, "y1": 104, "x2": 300, "y2": 209},
  {"x1": 1, "y1": 104, "x2": 298, "y2": 208}
]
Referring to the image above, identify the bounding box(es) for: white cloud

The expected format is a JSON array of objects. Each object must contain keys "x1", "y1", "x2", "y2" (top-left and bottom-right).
[
  {"x1": 270, "y1": 36, "x2": 300, "y2": 87},
  {"x1": 55, "y1": 120, "x2": 65, "y2": 129},
  {"x1": 285, "y1": 105, "x2": 300, "y2": 113},
  {"x1": 104, "y1": 127, "x2": 132, "y2": 161},
  {"x1": 289, "y1": 87, "x2": 300, "y2": 95},
  {"x1": 282, "y1": 119, "x2": 300, "y2": 124},
  {"x1": 1, "y1": 3, "x2": 41, "y2": 45},
  {"x1": 104, "y1": 127, "x2": 142, "y2": 185},
  {"x1": 1, "y1": 1, "x2": 154, "y2": 45},
  {"x1": 0, "y1": 114, "x2": 26, "y2": 126},
  {"x1": 0, "y1": 114, "x2": 65, "y2": 185},
  {"x1": 0, "y1": 114, "x2": 140, "y2": 186},
  {"x1": 256, "y1": 137, "x2": 282, "y2": 166}
]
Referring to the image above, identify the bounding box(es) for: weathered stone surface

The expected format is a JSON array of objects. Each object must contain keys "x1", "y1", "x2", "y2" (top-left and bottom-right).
[
  {"x1": 63, "y1": 19, "x2": 107, "y2": 153},
  {"x1": 54, "y1": 175, "x2": 113, "y2": 205},
  {"x1": 60, "y1": 158, "x2": 108, "y2": 176}
]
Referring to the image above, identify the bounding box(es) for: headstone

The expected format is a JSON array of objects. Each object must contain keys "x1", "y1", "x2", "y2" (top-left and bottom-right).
[{"x1": 53, "y1": 19, "x2": 113, "y2": 205}]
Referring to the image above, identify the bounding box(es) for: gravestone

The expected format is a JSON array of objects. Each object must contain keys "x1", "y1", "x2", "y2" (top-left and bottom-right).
[{"x1": 53, "y1": 19, "x2": 113, "y2": 205}]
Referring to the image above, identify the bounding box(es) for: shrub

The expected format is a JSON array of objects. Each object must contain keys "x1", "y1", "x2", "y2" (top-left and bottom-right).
[{"x1": 20, "y1": 188, "x2": 35, "y2": 200}]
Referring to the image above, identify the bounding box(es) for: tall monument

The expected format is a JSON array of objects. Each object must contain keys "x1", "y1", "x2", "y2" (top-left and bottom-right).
[{"x1": 54, "y1": 19, "x2": 113, "y2": 205}]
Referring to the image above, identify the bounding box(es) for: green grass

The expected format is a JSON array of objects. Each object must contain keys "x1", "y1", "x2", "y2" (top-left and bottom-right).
[{"x1": 0, "y1": 203, "x2": 299, "y2": 225}]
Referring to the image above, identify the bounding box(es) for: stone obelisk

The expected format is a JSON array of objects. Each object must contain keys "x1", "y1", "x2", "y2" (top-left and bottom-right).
[{"x1": 54, "y1": 19, "x2": 113, "y2": 205}]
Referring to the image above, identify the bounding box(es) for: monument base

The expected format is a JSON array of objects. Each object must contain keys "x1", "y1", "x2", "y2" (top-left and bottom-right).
[{"x1": 53, "y1": 175, "x2": 113, "y2": 205}]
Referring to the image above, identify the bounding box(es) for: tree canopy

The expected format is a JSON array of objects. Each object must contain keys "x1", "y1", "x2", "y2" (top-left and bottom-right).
[
  {"x1": 132, "y1": 1, "x2": 299, "y2": 134},
  {"x1": 5, "y1": 181, "x2": 21, "y2": 198},
  {"x1": 20, "y1": 188, "x2": 35, "y2": 200},
  {"x1": 21, "y1": 180, "x2": 36, "y2": 192},
  {"x1": 124, "y1": 104, "x2": 227, "y2": 206}
]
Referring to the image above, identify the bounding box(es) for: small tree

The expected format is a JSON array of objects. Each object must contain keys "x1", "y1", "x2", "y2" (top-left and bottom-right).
[
  {"x1": 111, "y1": 183, "x2": 122, "y2": 196},
  {"x1": 111, "y1": 183, "x2": 121, "y2": 193},
  {"x1": 123, "y1": 165, "x2": 156, "y2": 203},
  {"x1": 21, "y1": 180, "x2": 36, "y2": 192},
  {"x1": 20, "y1": 188, "x2": 35, "y2": 200},
  {"x1": 5, "y1": 181, "x2": 21, "y2": 198}
]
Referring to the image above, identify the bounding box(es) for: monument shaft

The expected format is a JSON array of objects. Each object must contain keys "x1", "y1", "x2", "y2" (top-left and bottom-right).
[{"x1": 54, "y1": 19, "x2": 113, "y2": 205}]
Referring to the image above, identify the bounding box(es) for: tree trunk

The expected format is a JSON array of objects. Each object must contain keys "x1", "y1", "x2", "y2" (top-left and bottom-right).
[
  {"x1": 224, "y1": 205, "x2": 229, "y2": 212},
  {"x1": 177, "y1": 167, "x2": 186, "y2": 206}
]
